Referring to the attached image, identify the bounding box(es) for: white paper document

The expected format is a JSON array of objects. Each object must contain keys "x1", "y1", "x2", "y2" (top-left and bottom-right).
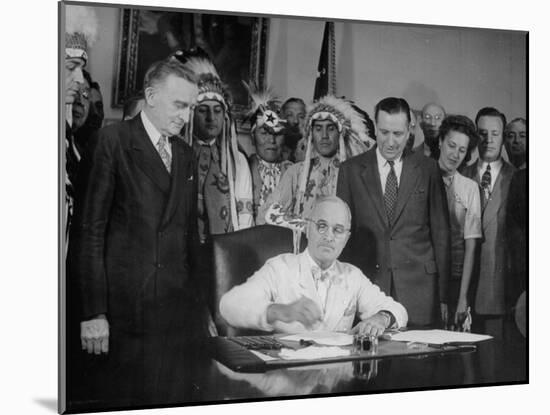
[
  {"x1": 280, "y1": 331, "x2": 353, "y2": 346},
  {"x1": 279, "y1": 346, "x2": 351, "y2": 360},
  {"x1": 387, "y1": 329, "x2": 492, "y2": 344}
]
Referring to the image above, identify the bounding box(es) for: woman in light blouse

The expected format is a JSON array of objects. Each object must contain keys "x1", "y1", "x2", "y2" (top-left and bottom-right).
[{"x1": 437, "y1": 115, "x2": 482, "y2": 329}]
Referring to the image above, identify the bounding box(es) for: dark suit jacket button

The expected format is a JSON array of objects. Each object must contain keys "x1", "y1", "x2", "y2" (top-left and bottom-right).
[
  {"x1": 156, "y1": 263, "x2": 163, "y2": 268},
  {"x1": 375, "y1": 264, "x2": 380, "y2": 269}
]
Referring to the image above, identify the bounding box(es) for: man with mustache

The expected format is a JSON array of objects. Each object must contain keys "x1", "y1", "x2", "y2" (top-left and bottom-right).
[
  {"x1": 337, "y1": 97, "x2": 451, "y2": 327},
  {"x1": 461, "y1": 107, "x2": 516, "y2": 338},
  {"x1": 220, "y1": 196, "x2": 407, "y2": 334}
]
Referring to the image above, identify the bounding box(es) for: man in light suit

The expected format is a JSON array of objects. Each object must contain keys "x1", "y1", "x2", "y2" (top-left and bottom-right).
[
  {"x1": 220, "y1": 196, "x2": 407, "y2": 335},
  {"x1": 71, "y1": 57, "x2": 209, "y2": 371},
  {"x1": 461, "y1": 107, "x2": 516, "y2": 338},
  {"x1": 337, "y1": 97, "x2": 451, "y2": 327}
]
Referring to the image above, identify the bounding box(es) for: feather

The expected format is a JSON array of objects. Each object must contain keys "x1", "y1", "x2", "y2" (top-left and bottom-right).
[{"x1": 65, "y1": 5, "x2": 98, "y2": 46}]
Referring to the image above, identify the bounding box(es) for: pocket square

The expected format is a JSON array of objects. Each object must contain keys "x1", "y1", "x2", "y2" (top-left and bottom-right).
[{"x1": 187, "y1": 175, "x2": 194, "y2": 181}]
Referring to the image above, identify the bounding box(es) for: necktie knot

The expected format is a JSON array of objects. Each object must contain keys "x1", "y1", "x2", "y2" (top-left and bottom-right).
[
  {"x1": 388, "y1": 160, "x2": 395, "y2": 167},
  {"x1": 481, "y1": 164, "x2": 492, "y2": 190}
]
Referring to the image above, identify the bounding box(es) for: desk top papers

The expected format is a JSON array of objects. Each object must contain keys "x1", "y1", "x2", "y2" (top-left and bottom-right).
[
  {"x1": 280, "y1": 331, "x2": 353, "y2": 346},
  {"x1": 387, "y1": 329, "x2": 492, "y2": 345}
]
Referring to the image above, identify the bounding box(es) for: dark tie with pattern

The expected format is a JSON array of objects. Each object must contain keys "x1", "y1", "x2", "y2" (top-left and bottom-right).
[
  {"x1": 480, "y1": 164, "x2": 491, "y2": 206},
  {"x1": 384, "y1": 160, "x2": 398, "y2": 223},
  {"x1": 157, "y1": 135, "x2": 171, "y2": 174}
]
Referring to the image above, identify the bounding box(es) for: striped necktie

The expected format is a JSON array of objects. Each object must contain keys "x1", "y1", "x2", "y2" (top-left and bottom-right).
[{"x1": 157, "y1": 135, "x2": 171, "y2": 174}]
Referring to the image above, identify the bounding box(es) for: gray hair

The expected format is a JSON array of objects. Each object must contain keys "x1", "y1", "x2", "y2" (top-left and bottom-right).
[
  {"x1": 143, "y1": 58, "x2": 197, "y2": 91},
  {"x1": 308, "y1": 195, "x2": 352, "y2": 227}
]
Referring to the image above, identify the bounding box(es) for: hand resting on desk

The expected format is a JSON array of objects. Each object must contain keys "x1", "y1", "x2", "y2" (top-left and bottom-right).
[{"x1": 350, "y1": 312, "x2": 390, "y2": 337}]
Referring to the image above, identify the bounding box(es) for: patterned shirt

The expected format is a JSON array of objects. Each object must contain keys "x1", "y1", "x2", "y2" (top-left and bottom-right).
[
  {"x1": 442, "y1": 171, "x2": 482, "y2": 279},
  {"x1": 262, "y1": 155, "x2": 340, "y2": 223}
]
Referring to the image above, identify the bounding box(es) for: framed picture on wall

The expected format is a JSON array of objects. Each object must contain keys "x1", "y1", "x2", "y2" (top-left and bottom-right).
[{"x1": 113, "y1": 7, "x2": 269, "y2": 121}]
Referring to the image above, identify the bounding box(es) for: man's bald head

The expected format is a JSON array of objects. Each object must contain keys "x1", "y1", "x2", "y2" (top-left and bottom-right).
[{"x1": 421, "y1": 103, "x2": 446, "y2": 146}]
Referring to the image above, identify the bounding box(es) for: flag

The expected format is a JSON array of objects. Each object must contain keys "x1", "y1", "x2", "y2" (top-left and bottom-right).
[{"x1": 313, "y1": 21, "x2": 336, "y2": 100}]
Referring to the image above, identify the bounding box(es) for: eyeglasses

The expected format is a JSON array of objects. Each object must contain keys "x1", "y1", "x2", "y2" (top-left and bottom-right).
[
  {"x1": 306, "y1": 219, "x2": 350, "y2": 238},
  {"x1": 423, "y1": 114, "x2": 443, "y2": 121},
  {"x1": 79, "y1": 88, "x2": 90, "y2": 100}
]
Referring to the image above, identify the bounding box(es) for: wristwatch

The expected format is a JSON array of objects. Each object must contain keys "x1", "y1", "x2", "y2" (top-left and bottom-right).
[{"x1": 378, "y1": 310, "x2": 396, "y2": 328}]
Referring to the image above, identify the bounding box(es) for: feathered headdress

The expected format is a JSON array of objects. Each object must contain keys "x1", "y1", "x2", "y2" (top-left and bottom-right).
[
  {"x1": 304, "y1": 95, "x2": 374, "y2": 160},
  {"x1": 175, "y1": 48, "x2": 253, "y2": 232},
  {"x1": 171, "y1": 48, "x2": 232, "y2": 111},
  {"x1": 296, "y1": 96, "x2": 374, "y2": 212},
  {"x1": 65, "y1": 5, "x2": 98, "y2": 63},
  {"x1": 288, "y1": 96, "x2": 375, "y2": 253},
  {"x1": 242, "y1": 81, "x2": 286, "y2": 135}
]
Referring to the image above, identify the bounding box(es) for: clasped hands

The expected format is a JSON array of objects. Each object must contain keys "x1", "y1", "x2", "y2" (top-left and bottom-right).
[
  {"x1": 80, "y1": 314, "x2": 109, "y2": 355},
  {"x1": 266, "y1": 296, "x2": 390, "y2": 337}
]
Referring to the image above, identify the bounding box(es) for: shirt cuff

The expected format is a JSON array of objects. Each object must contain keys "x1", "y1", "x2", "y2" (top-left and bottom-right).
[
  {"x1": 378, "y1": 310, "x2": 396, "y2": 329},
  {"x1": 259, "y1": 302, "x2": 276, "y2": 332}
]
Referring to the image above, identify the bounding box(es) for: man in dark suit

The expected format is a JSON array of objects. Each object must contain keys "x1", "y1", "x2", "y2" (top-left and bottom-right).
[
  {"x1": 461, "y1": 107, "x2": 516, "y2": 338},
  {"x1": 70, "y1": 57, "x2": 208, "y2": 370},
  {"x1": 337, "y1": 97, "x2": 451, "y2": 327}
]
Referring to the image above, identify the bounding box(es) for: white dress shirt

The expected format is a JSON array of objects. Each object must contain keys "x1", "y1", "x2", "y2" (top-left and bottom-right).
[
  {"x1": 376, "y1": 148, "x2": 403, "y2": 192},
  {"x1": 140, "y1": 110, "x2": 172, "y2": 158},
  {"x1": 305, "y1": 249, "x2": 337, "y2": 313},
  {"x1": 477, "y1": 158, "x2": 503, "y2": 192},
  {"x1": 219, "y1": 251, "x2": 408, "y2": 333}
]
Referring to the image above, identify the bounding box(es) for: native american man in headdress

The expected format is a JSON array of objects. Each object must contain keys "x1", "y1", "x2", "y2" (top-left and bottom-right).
[
  {"x1": 243, "y1": 84, "x2": 294, "y2": 224},
  {"x1": 174, "y1": 49, "x2": 253, "y2": 243},
  {"x1": 264, "y1": 96, "x2": 375, "y2": 242},
  {"x1": 64, "y1": 5, "x2": 98, "y2": 248}
]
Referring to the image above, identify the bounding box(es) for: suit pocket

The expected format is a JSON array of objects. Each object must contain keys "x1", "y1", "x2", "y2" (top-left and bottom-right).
[
  {"x1": 424, "y1": 260, "x2": 437, "y2": 274},
  {"x1": 411, "y1": 187, "x2": 427, "y2": 201}
]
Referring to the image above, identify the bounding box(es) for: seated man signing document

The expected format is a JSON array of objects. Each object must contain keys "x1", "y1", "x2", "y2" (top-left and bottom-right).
[{"x1": 220, "y1": 196, "x2": 408, "y2": 335}]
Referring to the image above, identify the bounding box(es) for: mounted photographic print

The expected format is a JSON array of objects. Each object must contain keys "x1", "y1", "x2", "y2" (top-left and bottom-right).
[{"x1": 60, "y1": 0, "x2": 528, "y2": 413}]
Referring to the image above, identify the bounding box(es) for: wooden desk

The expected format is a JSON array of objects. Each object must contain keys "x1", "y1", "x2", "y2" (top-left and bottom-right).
[{"x1": 65, "y1": 329, "x2": 527, "y2": 413}]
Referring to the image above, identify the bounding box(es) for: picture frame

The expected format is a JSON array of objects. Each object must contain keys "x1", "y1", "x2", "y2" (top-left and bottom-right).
[{"x1": 112, "y1": 8, "x2": 269, "y2": 122}]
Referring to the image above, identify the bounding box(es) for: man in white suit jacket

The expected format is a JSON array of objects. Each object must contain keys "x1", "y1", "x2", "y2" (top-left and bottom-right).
[{"x1": 220, "y1": 196, "x2": 408, "y2": 335}]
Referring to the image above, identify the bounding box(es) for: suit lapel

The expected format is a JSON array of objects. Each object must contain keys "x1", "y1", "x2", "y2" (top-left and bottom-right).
[
  {"x1": 359, "y1": 150, "x2": 387, "y2": 225},
  {"x1": 129, "y1": 116, "x2": 171, "y2": 194},
  {"x1": 482, "y1": 162, "x2": 514, "y2": 226},
  {"x1": 391, "y1": 152, "x2": 420, "y2": 226}
]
